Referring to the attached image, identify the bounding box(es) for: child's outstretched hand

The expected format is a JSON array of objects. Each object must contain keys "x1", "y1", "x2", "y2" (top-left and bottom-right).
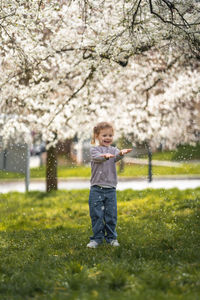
[
  {"x1": 119, "y1": 148, "x2": 132, "y2": 156},
  {"x1": 100, "y1": 153, "x2": 115, "y2": 159}
]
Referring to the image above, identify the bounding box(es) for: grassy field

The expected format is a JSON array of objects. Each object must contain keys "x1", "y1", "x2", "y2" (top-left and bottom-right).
[
  {"x1": 0, "y1": 188, "x2": 200, "y2": 299},
  {"x1": 1, "y1": 142, "x2": 200, "y2": 180},
  {"x1": 0, "y1": 161, "x2": 200, "y2": 180}
]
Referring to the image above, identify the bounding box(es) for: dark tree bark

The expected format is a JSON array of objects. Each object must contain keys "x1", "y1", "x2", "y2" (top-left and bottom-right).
[
  {"x1": 46, "y1": 145, "x2": 58, "y2": 192},
  {"x1": 146, "y1": 143, "x2": 152, "y2": 182},
  {"x1": 119, "y1": 159, "x2": 125, "y2": 173}
]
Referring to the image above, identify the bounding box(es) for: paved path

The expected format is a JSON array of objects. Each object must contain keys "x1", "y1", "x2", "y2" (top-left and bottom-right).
[{"x1": 0, "y1": 178, "x2": 199, "y2": 193}]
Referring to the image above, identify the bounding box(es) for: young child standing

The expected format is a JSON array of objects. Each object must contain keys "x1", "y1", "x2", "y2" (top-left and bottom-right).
[{"x1": 87, "y1": 122, "x2": 132, "y2": 248}]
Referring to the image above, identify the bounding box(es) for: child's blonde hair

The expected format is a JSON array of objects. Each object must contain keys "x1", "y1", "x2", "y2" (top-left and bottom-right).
[{"x1": 91, "y1": 122, "x2": 114, "y2": 144}]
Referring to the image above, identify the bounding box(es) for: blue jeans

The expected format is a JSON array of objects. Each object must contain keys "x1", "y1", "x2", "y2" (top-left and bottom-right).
[{"x1": 89, "y1": 185, "x2": 117, "y2": 244}]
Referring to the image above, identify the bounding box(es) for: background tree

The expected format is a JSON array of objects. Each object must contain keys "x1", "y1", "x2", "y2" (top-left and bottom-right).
[
  {"x1": 84, "y1": 47, "x2": 200, "y2": 149},
  {"x1": 0, "y1": 0, "x2": 199, "y2": 190}
]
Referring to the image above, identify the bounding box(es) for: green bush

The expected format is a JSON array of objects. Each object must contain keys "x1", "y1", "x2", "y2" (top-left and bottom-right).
[
  {"x1": 172, "y1": 143, "x2": 200, "y2": 161},
  {"x1": 143, "y1": 143, "x2": 200, "y2": 161}
]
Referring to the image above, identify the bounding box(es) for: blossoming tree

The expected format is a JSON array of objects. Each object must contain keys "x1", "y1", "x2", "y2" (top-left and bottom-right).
[
  {"x1": 85, "y1": 48, "x2": 200, "y2": 149},
  {"x1": 0, "y1": 0, "x2": 199, "y2": 190}
]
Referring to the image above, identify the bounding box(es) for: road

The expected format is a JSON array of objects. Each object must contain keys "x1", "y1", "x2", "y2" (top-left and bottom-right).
[{"x1": 0, "y1": 178, "x2": 200, "y2": 193}]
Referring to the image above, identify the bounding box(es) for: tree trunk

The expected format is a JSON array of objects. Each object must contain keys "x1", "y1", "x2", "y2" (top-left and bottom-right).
[
  {"x1": 46, "y1": 145, "x2": 58, "y2": 192},
  {"x1": 147, "y1": 143, "x2": 152, "y2": 182},
  {"x1": 119, "y1": 158, "x2": 125, "y2": 173}
]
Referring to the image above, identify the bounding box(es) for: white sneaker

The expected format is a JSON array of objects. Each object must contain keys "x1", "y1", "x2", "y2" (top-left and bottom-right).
[
  {"x1": 110, "y1": 240, "x2": 120, "y2": 247},
  {"x1": 87, "y1": 240, "x2": 99, "y2": 248}
]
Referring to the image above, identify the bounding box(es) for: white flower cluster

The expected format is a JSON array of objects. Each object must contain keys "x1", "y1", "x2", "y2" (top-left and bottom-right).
[
  {"x1": 82, "y1": 48, "x2": 200, "y2": 149},
  {"x1": 0, "y1": 0, "x2": 199, "y2": 149}
]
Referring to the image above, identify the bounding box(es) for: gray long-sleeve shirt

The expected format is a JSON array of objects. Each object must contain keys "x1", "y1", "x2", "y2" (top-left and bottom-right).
[{"x1": 90, "y1": 146, "x2": 123, "y2": 188}]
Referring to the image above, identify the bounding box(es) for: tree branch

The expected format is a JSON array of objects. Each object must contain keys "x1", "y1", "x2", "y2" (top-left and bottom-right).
[
  {"x1": 47, "y1": 65, "x2": 96, "y2": 127},
  {"x1": 149, "y1": 0, "x2": 191, "y2": 28},
  {"x1": 131, "y1": 0, "x2": 142, "y2": 30}
]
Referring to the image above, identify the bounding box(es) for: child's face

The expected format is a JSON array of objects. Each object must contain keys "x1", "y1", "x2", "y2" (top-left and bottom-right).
[{"x1": 97, "y1": 128, "x2": 114, "y2": 147}]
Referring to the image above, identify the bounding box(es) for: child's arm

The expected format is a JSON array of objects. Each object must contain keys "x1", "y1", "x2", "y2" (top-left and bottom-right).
[
  {"x1": 91, "y1": 147, "x2": 114, "y2": 163},
  {"x1": 119, "y1": 149, "x2": 133, "y2": 156},
  {"x1": 115, "y1": 148, "x2": 132, "y2": 162},
  {"x1": 99, "y1": 153, "x2": 115, "y2": 160}
]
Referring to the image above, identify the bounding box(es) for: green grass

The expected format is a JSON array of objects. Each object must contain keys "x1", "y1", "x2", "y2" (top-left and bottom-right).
[
  {"x1": 147, "y1": 151, "x2": 175, "y2": 161},
  {"x1": 119, "y1": 163, "x2": 200, "y2": 177},
  {"x1": 0, "y1": 162, "x2": 200, "y2": 180},
  {"x1": 0, "y1": 166, "x2": 91, "y2": 180},
  {"x1": 0, "y1": 188, "x2": 200, "y2": 299}
]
